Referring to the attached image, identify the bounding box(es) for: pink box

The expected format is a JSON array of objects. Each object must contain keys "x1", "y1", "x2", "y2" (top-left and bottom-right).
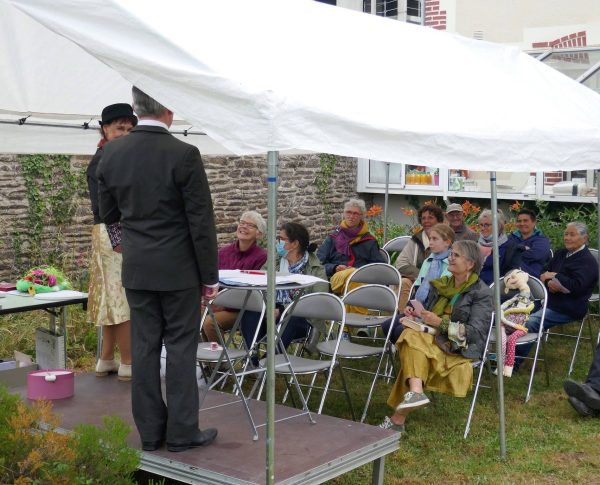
[{"x1": 27, "y1": 369, "x2": 74, "y2": 400}]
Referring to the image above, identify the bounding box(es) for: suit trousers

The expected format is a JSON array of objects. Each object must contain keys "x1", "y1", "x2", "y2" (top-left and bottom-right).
[
  {"x1": 126, "y1": 287, "x2": 201, "y2": 443},
  {"x1": 587, "y1": 341, "x2": 600, "y2": 393}
]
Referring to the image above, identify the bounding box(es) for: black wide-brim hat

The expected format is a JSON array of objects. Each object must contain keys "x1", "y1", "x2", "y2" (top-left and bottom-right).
[{"x1": 100, "y1": 103, "x2": 138, "y2": 126}]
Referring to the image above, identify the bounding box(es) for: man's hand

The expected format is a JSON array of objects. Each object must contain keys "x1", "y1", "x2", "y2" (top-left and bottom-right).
[
  {"x1": 540, "y1": 271, "x2": 557, "y2": 284},
  {"x1": 335, "y1": 265, "x2": 349, "y2": 272},
  {"x1": 202, "y1": 285, "x2": 219, "y2": 300}
]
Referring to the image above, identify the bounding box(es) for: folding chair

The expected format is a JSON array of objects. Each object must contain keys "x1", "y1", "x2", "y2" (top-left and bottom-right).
[
  {"x1": 382, "y1": 235, "x2": 412, "y2": 254},
  {"x1": 197, "y1": 288, "x2": 266, "y2": 440},
  {"x1": 489, "y1": 275, "x2": 548, "y2": 403},
  {"x1": 318, "y1": 284, "x2": 398, "y2": 422},
  {"x1": 463, "y1": 313, "x2": 496, "y2": 438},
  {"x1": 256, "y1": 292, "x2": 356, "y2": 420},
  {"x1": 379, "y1": 248, "x2": 390, "y2": 264}
]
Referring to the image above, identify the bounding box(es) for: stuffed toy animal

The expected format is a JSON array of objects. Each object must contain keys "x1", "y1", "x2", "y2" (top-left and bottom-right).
[{"x1": 498, "y1": 269, "x2": 535, "y2": 377}]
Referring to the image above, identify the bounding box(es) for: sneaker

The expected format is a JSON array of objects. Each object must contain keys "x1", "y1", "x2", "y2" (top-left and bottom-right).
[
  {"x1": 379, "y1": 416, "x2": 405, "y2": 433},
  {"x1": 395, "y1": 391, "x2": 430, "y2": 411},
  {"x1": 341, "y1": 332, "x2": 350, "y2": 341},
  {"x1": 95, "y1": 359, "x2": 119, "y2": 377}
]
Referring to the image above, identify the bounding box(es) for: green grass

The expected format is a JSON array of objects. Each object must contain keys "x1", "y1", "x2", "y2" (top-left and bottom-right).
[{"x1": 2, "y1": 311, "x2": 599, "y2": 484}]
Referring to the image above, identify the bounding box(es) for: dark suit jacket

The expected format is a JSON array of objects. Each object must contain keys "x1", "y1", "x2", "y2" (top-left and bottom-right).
[{"x1": 97, "y1": 124, "x2": 218, "y2": 291}]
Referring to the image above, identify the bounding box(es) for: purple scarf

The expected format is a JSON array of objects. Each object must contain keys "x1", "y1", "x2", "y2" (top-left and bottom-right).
[{"x1": 335, "y1": 223, "x2": 363, "y2": 257}]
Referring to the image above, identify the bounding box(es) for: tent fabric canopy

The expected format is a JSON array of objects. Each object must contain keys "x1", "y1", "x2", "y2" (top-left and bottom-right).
[{"x1": 4, "y1": 0, "x2": 600, "y2": 169}]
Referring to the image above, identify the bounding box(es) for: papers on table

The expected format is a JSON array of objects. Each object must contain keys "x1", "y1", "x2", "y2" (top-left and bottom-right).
[
  {"x1": 218, "y1": 270, "x2": 327, "y2": 287},
  {"x1": 34, "y1": 290, "x2": 87, "y2": 300}
]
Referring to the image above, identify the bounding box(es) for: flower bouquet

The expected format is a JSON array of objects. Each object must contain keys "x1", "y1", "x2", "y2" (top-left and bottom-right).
[{"x1": 16, "y1": 266, "x2": 72, "y2": 295}]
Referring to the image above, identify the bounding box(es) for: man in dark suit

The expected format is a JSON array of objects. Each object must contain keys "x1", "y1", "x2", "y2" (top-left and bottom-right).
[{"x1": 97, "y1": 86, "x2": 219, "y2": 452}]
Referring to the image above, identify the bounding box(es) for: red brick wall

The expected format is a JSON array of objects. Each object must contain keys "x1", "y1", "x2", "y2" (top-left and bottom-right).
[
  {"x1": 544, "y1": 171, "x2": 563, "y2": 186},
  {"x1": 425, "y1": 1, "x2": 446, "y2": 31},
  {"x1": 532, "y1": 31, "x2": 587, "y2": 49}
]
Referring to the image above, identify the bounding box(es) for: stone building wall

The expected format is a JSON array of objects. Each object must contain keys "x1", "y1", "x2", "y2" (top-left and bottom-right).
[{"x1": 0, "y1": 153, "x2": 363, "y2": 282}]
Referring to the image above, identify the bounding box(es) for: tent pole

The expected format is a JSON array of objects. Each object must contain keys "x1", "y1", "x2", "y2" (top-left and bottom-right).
[
  {"x1": 383, "y1": 162, "x2": 390, "y2": 243},
  {"x1": 266, "y1": 150, "x2": 278, "y2": 484},
  {"x1": 490, "y1": 171, "x2": 507, "y2": 459}
]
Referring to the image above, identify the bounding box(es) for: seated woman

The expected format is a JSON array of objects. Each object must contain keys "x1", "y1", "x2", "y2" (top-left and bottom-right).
[
  {"x1": 508, "y1": 208, "x2": 551, "y2": 279},
  {"x1": 241, "y1": 222, "x2": 329, "y2": 352},
  {"x1": 203, "y1": 211, "x2": 267, "y2": 342},
  {"x1": 395, "y1": 204, "x2": 445, "y2": 309},
  {"x1": 478, "y1": 209, "x2": 521, "y2": 285},
  {"x1": 317, "y1": 198, "x2": 386, "y2": 293},
  {"x1": 381, "y1": 223, "x2": 455, "y2": 344},
  {"x1": 516, "y1": 222, "x2": 599, "y2": 362},
  {"x1": 380, "y1": 240, "x2": 492, "y2": 432}
]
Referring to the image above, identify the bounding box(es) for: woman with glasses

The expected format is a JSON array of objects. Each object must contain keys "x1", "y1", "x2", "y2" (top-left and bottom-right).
[
  {"x1": 478, "y1": 209, "x2": 521, "y2": 285},
  {"x1": 240, "y1": 222, "x2": 328, "y2": 351},
  {"x1": 202, "y1": 211, "x2": 267, "y2": 343},
  {"x1": 380, "y1": 240, "x2": 492, "y2": 433},
  {"x1": 317, "y1": 198, "x2": 386, "y2": 293}
]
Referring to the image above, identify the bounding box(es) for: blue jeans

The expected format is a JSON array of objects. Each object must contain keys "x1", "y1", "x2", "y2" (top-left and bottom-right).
[{"x1": 515, "y1": 307, "x2": 575, "y2": 360}]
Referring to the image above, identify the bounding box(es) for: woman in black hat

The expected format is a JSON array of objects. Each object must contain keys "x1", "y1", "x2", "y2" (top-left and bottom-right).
[{"x1": 86, "y1": 103, "x2": 137, "y2": 380}]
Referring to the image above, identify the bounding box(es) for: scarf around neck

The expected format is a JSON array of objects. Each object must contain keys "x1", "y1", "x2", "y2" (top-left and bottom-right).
[
  {"x1": 334, "y1": 220, "x2": 369, "y2": 257},
  {"x1": 415, "y1": 250, "x2": 449, "y2": 303},
  {"x1": 429, "y1": 272, "x2": 479, "y2": 317},
  {"x1": 478, "y1": 232, "x2": 507, "y2": 248},
  {"x1": 277, "y1": 252, "x2": 309, "y2": 305}
]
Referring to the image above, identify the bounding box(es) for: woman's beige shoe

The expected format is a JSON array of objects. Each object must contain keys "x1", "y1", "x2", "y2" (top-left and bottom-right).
[
  {"x1": 118, "y1": 364, "x2": 132, "y2": 381},
  {"x1": 95, "y1": 359, "x2": 119, "y2": 377}
]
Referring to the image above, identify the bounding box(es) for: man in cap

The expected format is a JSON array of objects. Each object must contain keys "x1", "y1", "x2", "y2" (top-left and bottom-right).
[
  {"x1": 97, "y1": 86, "x2": 218, "y2": 452},
  {"x1": 445, "y1": 203, "x2": 478, "y2": 242}
]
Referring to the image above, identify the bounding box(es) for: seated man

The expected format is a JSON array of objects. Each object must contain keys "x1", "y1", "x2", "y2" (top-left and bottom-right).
[
  {"x1": 445, "y1": 203, "x2": 478, "y2": 242},
  {"x1": 516, "y1": 222, "x2": 598, "y2": 362},
  {"x1": 563, "y1": 341, "x2": 600, "y2": 417},
  {"x1": 202, "y1": 211, "x2": 267, "y2": 342},
  {"x1": 508, "y1": 208, "x2": 551, "y2": 279}
]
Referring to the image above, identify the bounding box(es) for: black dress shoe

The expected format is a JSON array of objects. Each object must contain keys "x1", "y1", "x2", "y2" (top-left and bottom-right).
[
  {"x1": 167, "y1": 428, "x2": 218, "y2": 452},
  {"x1": 142, "y1": 439, "x2": 165, "y2": 451},
  {"x1": 563, "y1": 380, "x2": 600, "y2": 410},
  {"x1": 567, "y1": 396, "x2": 598, "y2": 417}
]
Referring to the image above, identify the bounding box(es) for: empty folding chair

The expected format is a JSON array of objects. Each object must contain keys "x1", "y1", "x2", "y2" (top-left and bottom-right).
[
  {"x1": 383, "y1": 235, "x2": 412, "y2": 255},
  {"x1": 256, "y1": 292, "x2": 356, "y2": 420},
  {"x1": 197, "y1": 288, "x2": 266, "y2": 440},
  {"x1": 318, "y1": 284, "x2": 398, "y2": 422},
  {"x1": 379, "y1": 248, "x2": 391, "y2": 264}
]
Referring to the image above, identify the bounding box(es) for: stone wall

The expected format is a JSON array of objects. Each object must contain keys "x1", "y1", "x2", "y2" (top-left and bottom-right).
[{"x1": 0, "y1": 153, "x2": 362, "y2": 282}]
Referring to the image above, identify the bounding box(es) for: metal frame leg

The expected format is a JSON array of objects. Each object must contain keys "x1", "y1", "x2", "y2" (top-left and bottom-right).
[{"x1": 371, "y1": 457, "x2": 385, "y2": 485}]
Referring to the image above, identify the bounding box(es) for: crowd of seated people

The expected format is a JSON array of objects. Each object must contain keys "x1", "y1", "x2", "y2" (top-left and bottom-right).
[{"x1": 202, "y1": 200, "x2": 598, "y2": 437}]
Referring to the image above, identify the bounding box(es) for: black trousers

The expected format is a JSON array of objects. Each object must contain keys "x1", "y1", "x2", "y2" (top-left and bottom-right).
[
  {"x1": 125, "y1": 287, "x2": 202, "y2": 444},
  {"x1": 587, "y1": 341, "x2": 600, "y2": 393}
]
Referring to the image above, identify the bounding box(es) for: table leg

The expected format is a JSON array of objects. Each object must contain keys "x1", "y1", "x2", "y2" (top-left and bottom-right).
[
  {"x1": 372, "y1": 456, "x2": 385, "y2": 485},
  {"x1": 60, "y1": 307, "x2": 68, "y2": 368}
]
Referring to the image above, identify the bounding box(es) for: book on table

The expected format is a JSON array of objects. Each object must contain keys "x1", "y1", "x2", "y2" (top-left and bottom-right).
[{"x1": 400, "y1": 316, "x2": 439, "y2": 335}]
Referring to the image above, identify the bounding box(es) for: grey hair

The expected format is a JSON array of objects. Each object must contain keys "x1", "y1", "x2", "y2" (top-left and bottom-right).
[
  {"x1": 132, "y1": 86, "x2": 168, "y2": 117},
  {"x1": 452, "y1": 240, "x2": 483, "y2": 275},
  {"x1": 567, "y1": 221, "x2": 589, "y2": 238},
  {"x1": 241, "y1": 210, "x2": 266, "y2": 235},
  {"x1": 344, "y1": 198, "x2": 366, "y2": 215},
  {"x1": 479, "y1": 209, "x2": 505, "y2": 234}
]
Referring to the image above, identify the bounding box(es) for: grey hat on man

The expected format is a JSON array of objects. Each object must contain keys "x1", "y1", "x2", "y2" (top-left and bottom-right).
[{"x1": 446, "y1": 203, "x2": 463, "y2": 214}]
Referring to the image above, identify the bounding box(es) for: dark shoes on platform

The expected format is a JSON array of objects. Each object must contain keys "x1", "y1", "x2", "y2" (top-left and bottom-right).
[
  {"x1": 567, "y1": 396, "x2": 599, "y2": 417},
  {"x1": 167, "y1": 428, "x2": 218, "y2": 452},
  {"x1": 142, "y1": 428, "x2": 218, "y2": 452}
]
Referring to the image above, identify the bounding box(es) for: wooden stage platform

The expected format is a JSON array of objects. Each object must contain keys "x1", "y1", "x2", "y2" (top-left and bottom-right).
[{"x1": 13, "y1": 373, "x2": 399, "y2": 484}]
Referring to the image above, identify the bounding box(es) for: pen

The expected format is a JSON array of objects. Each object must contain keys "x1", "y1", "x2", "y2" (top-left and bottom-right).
[{"x1": 240, "y1": 270, "x2": 265, "y2": 275}]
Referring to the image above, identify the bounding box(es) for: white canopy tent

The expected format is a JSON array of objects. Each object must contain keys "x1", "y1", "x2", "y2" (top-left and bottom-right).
[{"x1": 4, "y1": 0, "x2": 600, "y2": 479}]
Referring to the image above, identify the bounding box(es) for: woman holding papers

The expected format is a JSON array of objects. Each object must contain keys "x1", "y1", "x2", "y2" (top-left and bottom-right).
[
  {"x1": 240, "y1": 222, "x2": 329, "y2": 353},
  {"x1": 380, "y1": 240, "x2": 492, "y2": 433},
  {"x1": 381, "y1": 223, "x2": 455, "y2": 344}
]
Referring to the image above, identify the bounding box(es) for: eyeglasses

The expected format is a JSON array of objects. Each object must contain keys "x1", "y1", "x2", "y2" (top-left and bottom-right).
[
  {"x1": 448, "y1": 250, "x2": 463, "y2": 259},
  {"x1": 478, "y1": 223, "x2": 492, "y2": 228},
  {"x1": 344, "y1": 210, "x2": 362, "y2": 217},
  {"x1": 239, "y1": 220, "x2": 258, "y2": 230}
]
